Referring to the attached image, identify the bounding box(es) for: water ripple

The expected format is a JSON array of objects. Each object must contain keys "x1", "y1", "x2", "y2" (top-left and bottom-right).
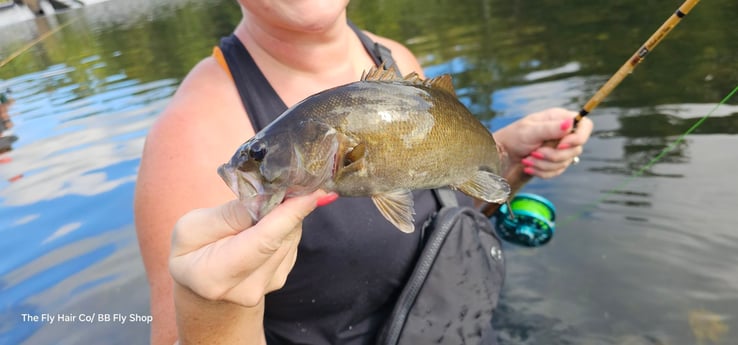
[{"x1": 0, "y1": 54, "x2": 170, "y2": 343}]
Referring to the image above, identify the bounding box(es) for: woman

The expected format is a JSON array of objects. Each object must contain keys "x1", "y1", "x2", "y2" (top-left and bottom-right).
[{"x1": 134, "y1": 0, "x2": 593, "y2": 344}]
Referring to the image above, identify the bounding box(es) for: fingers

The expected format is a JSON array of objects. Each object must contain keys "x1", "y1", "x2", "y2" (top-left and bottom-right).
[
  {"x1": 513, "y1": 108, "x2": 593, "y2": 179},
  {"x1": 558, "y1": 116, "x2": 593, "y2": 149},
  {"x1": 523, "y1": 108, "x2": 580, "y2": 144},
  {"x1": 218, "y1": 193, "x2": 315, "y2": 300},
  {"x1": 527, "y1": 107, "x2": 578, "y2": 122},
  {"x1": 172, "y1": 190, "x2": 333, "y2": 256},
  {"x1": 244, "y1": 190, "x2": 330, "y2": 253},
  {"x1": 493, "y1": 109, "x2": 577, "y2": 164},
  {"x1": 170, "y1": 190, "x2": 336, "y2": 304},
  {"x1": 224, "y1": 226, "x2": 304, "y2": 303},
  {"x1": 221, "y1": 227, "x2": 304, "y2": 305},
  {"x1": 201, "y1": 190, "x2": 327, "y2": 264},
  {"x1": 522, "y1": 142, "x2": 583, "y2": 178},
  {"x1": 171, "y1": 200, "x2": 255, "y2": 257}
]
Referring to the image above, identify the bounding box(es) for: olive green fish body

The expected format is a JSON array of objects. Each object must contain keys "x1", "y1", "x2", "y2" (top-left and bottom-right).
[{"x1": 218, "y1": 68, "x2": 510, "y2": 232}]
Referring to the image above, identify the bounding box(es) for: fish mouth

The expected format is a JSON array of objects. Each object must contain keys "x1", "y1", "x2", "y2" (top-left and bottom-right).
[
  {"x1": 217, "y1": 164, "x2": 275, "y2": 221},
  {"x1": 218, "y1": 164, "x2": 256, "y2": 201},
  {"x1": 217, "y1": 163, "x2": 264, "y2": 199}
]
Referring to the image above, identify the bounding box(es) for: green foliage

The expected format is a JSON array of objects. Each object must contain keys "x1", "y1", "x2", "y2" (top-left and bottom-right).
[{"x1": 1, "y1": 0, "x2": 736, "y2": 111}]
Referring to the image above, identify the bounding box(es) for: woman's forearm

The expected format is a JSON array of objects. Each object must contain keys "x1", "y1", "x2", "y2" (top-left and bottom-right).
[{"x1": 174, "y1": 283, "x2": 267, "y2": 345}]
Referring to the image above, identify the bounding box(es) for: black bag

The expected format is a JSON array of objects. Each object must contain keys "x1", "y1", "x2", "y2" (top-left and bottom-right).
[{"x1": 378, "y1": 189, "x2": 506, "y2": 345}]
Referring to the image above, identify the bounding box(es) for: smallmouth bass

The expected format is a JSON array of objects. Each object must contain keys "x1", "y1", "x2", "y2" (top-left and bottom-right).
[{"x1": 218, "y1": 66, "x2": 510, "y2": 233}]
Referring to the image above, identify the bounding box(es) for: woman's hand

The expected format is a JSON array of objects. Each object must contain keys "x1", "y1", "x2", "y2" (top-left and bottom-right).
[
  {"x1": 169, "y1": 190, "x2": 336, "y2": 344},
  {"x1": 494, "y1": 108, "x2": 593, "y2": 179},
  {"x1": 170, "y1": 190, "x2": 336, "y2": 306}
]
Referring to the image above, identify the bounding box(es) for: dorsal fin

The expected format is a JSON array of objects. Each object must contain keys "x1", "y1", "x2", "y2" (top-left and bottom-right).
[
  {"x1": 402, "y1": 72, "x2": 424, "y2": 84},
  {"x1": 361, "y1": 62, "x2": 401, "y2": 81},
  {"x1": 423, "y1": 75, "x2": 456, "y2": 96},
  {"x1": 360, "y1": 65, "x2": 457, "y2": 96}
]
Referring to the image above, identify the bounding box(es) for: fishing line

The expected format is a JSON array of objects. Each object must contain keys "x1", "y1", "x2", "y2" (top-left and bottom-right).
[
  {"x1": 493, "y1": 84, "x2": 738, "y2": 246},
  {"x1": 559, "y1": 83, "x2": 738, "y2": 226},
  {"x1": 0, "y1": 18, "x2": 78, "y2": 69}
]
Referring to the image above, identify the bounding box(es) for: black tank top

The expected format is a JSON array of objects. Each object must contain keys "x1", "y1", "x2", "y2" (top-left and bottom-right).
[{"x1": 218, "y1": 23, "x2": 472, "y2": 344}]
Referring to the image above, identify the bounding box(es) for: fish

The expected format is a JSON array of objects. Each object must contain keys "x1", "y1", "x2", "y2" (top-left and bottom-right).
[{"x1": 218, "y1": 66, "x2": 510, "y2": 233}]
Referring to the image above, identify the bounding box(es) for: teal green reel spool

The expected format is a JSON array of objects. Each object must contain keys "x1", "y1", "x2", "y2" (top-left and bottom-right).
[{"x1": 494, "y1": 193, "x2": 556, "y2": 247}]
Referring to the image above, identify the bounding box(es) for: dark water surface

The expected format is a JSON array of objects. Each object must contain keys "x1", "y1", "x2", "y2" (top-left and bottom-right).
[{"x1": 1, "y1": 0, "x2": 737, "y2": 344}]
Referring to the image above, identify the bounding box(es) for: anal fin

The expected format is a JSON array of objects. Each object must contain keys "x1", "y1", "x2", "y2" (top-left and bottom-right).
[
  {"x1": 371, "y1": 190, "x2": 416, "y2": 233},
  {"x1": 453, "y1": 170, "x2": 511, "y2": 203}
]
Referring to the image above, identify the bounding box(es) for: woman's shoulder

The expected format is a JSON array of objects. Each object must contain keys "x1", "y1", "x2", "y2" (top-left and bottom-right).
[
  {"x1": 139, "y1": 56, "x2": 254, "y2": 203},
  {"x1": 151, "y1": 56, "x2": 253, "y2": 148}
]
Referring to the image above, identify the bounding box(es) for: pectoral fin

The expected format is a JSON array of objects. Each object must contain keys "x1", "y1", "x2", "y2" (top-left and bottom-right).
[
  {"x1": 453, "y1": 170, "x2": 511, "y2": 203},
  {"x1": 371, "y1": 190, "x2": 416, "y2": 233}
]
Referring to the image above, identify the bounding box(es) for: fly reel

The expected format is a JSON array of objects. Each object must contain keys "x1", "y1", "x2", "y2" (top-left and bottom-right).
[{"x1": 494, "y1": 193, "x2": 556, "y2": 247}]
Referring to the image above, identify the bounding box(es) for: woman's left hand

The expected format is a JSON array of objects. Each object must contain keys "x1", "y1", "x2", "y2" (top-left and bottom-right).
[{"x1": 493, "y1": 108, "x2": 593, "y2": 179}]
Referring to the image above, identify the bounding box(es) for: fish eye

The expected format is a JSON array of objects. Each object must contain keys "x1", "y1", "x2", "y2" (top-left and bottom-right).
[{"x1": 248, "y1": 141, "x2": 267, "y2": 162}]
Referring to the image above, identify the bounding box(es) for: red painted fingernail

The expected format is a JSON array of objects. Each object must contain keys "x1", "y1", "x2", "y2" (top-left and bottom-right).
[
  {"x1": 523, "y1": 167, "x2": 535, "y2": 175},
  {"x1": 560, "y1": 119, "x2": 572, "y2": 131},
  {"x1": 557, "y1": 143, "x2": 571, "y2": 150},
  {"x1": 521, "y1": 158, "x2": 534, "y2": 166},
  {"x1": 530, "y1": 151, "x2": 544, "y2": 159},
  {"x1": 316, "y1": 193, "x2": 339, "y2": 207}
]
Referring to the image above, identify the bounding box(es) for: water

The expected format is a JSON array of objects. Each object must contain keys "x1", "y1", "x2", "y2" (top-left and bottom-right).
[{"x1": 1, "y1": 0, "x2": 737, "y2": 344}]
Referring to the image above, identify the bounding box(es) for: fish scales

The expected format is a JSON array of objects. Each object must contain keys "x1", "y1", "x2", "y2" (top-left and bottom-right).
[
  {"x1": 341, "y1": 82, "x2": 499, "y2": 194},
  {"x1": 218, "y1": 68, "x2": 510, "y2": 233}
]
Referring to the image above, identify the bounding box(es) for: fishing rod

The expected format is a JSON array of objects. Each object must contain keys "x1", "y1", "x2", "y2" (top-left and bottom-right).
[
  {"x1": 0, "y1": 19, "x2": 77, "y2": 69},
  {"x1": 483, "y1": 0, "x2": 701, "y2": 247}
]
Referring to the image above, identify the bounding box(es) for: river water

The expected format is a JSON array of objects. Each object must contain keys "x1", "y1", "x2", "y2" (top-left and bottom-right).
[{"x1": 1, "y1": 0, "x2": 736, "y2": 344}]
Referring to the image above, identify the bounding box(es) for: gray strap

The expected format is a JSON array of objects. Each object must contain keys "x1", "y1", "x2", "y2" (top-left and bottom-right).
[
  {"x1": 374, "y1": 43, "x2": 401, "y2": 76},
  {"x1": 348, "y1": 20, "x2": 401, "y2": 76},
  {"x1": 432, "y1": 188, "x2": 458, "y2": 208}
]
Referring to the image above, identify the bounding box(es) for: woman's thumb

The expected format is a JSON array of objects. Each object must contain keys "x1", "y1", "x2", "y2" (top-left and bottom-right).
[{"x1": 252, "y1": 190, "x2": 335, "y2": 240}]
